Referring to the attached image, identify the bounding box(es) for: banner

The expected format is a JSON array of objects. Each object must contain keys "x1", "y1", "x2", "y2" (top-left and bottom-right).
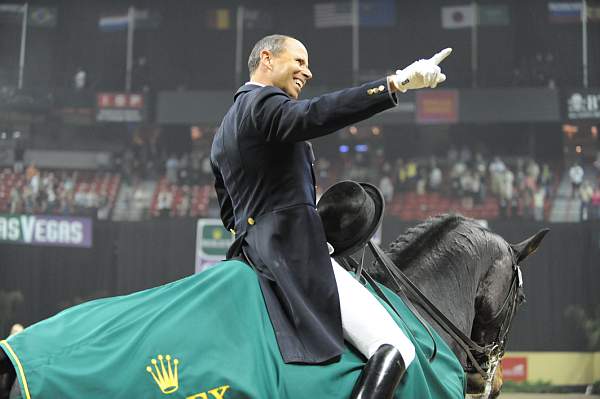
[
  {"x1": 195, "y1": 219, "x2": 234, "y2": 273},
  {"x1": 0, "y1": 214, "x2": 92, "y2": 248},
  {"x1": 96, "y1": 92, "x2": 145, "y2": 122},
  {"x1": 501, "y1": 357, "x2": 528, "y2": 382},
  {"x1": 416, "y1": 90, "x2": 459, "y2": 124},
  {"x1": 565, "y1": 90, "x2": 600, "y2": 120}
]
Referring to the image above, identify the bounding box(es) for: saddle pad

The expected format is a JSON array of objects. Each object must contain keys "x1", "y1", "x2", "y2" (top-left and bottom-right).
[{"x1": 1, "y1": 260, "x2": 465, "y2": 399}]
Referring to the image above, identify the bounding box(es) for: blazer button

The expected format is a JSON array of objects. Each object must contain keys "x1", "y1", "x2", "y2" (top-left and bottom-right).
[
  {"x1": 378, "y1": 85, "x2": 385, "y2": 92},
  {"x1": 247, "y1": 217, "x2": 255, "y2": 225},
  {"x1": 367, "y1": 89, "x2": 373, "y2": 95}
]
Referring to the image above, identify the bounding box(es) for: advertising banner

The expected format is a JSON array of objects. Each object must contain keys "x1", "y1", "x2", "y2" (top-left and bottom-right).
[
  {"x1": 195, "y1": 219, "x2": 234, "y2": 273},
  {"x1": 416, "y1": 90, "x2": 459, "y2": 124},
  {"x1": 501, "y1": 357, "x2": 528, "y2": 382},
  {"x1": 96, "y1": 93, "x2": 145, "y2": 122},
  {"x1": 0, "y1": 214, "x2": 92, "y2": 248},
  {"x1": 565, "y1": 89, "x2": 600, "y2": 120}
]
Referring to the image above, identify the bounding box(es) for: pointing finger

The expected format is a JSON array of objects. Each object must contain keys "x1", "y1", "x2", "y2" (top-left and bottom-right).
[{"x1": 429, "y1": 48, "x2": 453, "y2": 65}]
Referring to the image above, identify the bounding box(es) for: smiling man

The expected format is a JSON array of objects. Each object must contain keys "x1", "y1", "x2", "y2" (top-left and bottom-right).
[{"x1": 211, "y1": 34, "x2": 450, "y2": 398}]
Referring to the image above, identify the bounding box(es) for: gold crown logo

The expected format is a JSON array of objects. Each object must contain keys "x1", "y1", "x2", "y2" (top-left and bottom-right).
[{"x1": 146, "y1": 354, "x2": 180, "y2": 394}]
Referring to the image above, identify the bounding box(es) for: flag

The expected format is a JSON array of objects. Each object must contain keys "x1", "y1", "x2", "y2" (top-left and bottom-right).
[
  {"x1": 360, "y1": 0, "x2": 396, "y2": 27},
  {"x1": 98, "y1": 9, "x2": 159, "y2": 32},
  {"x1": 243, "y1": 8, "x2": 272, "y2": 30},
  {"x1": 478, "y1": 5, "x2": 509, "y2": 26},
  {"x1": 0, "y1": 4, "x2": 24, "y2": 13},
  {"x1": 206, "y1": 8, "x2": 231, "y2": 30},
  {"x1": 441, "y1": 5, "x2": 475, "y2": 29},
  {"x1": 28, "y1": 6, "x2": 57, "y2": 28},
  {"x1": 99, "y1": 13, "x2": 129, "y2": 31},
  {"x1": 548, "y1": 2, "x2": 600, "y2": 23},
  {"x1": 442, "y1": 4, "x2": 510, "y2": 28},
  {"x1": 314, "y1": 2, "x2": 353, "y2": 28},
  {"x1": 0, "y1": 3, "x2": 25, "y2": 26},
  {"x1": 548, "y1": 2, "x2": 582, "y2": 22}
]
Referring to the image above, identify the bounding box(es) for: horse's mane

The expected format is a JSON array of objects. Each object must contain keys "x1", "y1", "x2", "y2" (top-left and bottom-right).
[
  {"x1": 368, "y1": 214, "x2": 500, "y2": 282},
  {"x1": 388, "y1": 214, "x2": 467, "y2": 264}
]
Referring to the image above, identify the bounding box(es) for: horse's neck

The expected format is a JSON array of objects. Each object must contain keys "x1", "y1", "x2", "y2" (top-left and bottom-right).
[{"x1": 403, "y1": 258, "x2": 480, "y2": 362}]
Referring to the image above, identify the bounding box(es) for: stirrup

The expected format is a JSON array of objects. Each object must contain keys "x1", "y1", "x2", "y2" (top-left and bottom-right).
[{"x1": 350, "y1": 344, "x2": 406, "y2": 399}]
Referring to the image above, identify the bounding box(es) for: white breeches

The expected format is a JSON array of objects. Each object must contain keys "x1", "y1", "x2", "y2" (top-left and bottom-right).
[{"x1": 331, "y1": 258, "x2": 416, "y2": 367}]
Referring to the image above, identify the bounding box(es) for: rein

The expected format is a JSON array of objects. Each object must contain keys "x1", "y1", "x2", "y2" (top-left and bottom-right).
[{"x1": 365, "y1": 240, "x2": 523, "y2": 380}]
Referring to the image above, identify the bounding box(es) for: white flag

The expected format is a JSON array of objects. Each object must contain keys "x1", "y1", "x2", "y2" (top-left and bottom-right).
[
  {"x1": 314, "y1": 2, "x2": 353, "y2": 28},
  {"x1": 441, "y1": 5, "x2": 475, "y2": 29}
]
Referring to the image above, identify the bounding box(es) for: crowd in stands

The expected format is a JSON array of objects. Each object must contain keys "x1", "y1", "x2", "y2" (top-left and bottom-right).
[
  {"x1": 1, "y1": 164, "x2": 119, "y2": 219},
  {"x1": 3, "y1": 146, "x2": 600, "y2": 222},
  {"x1": 316, "y1": 146, "x2": 600, "y2": 222}
]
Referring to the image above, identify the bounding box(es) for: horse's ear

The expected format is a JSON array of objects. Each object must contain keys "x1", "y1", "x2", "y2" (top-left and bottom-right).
[{"x1": 510, "y1": 228, "x2": 550, "y2": 264}]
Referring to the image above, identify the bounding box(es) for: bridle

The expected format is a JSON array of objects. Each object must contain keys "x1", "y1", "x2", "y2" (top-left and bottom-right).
[
  {"x1": 465, "y1": 246, "x2": 524, "y2": 380},
  {"x1": 350, "y1": 240, "x2": 524, "y2": 382}
]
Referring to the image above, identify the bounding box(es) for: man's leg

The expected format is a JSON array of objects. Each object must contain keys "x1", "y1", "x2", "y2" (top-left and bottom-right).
[{"x1": 331, "y1": 259, "x2": 415, "y2": 398}]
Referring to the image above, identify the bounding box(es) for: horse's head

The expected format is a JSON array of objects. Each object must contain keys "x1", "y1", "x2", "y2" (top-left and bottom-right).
[{"x1": 467, "y1": 228, "x2": 549, "y2": 398}]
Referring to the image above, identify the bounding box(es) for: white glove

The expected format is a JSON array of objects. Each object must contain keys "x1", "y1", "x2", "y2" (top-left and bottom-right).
[{"x1": 393, "y1": 48, "x2": 452, "y2": 93}]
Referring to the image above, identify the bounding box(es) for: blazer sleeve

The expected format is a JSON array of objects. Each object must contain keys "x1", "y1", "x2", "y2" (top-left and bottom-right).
[
  {"x1": 211, "y1": 160, "x2": 235, "y2": 231},
  {"x1": 250, "y1": 78, "x2": 398, "y2": 143}
]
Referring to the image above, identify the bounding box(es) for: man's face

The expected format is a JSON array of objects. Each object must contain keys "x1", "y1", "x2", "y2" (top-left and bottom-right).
[{"x1": 266, "y1": 39, "x2": 312, "y2": 99}]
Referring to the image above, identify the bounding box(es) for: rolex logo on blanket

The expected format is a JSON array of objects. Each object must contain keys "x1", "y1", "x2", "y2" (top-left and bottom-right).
[{"x1": 0, "y1": 261, "x2": 465, "y2": 398}]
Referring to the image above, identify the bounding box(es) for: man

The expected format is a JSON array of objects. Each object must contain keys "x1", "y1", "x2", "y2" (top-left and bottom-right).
[{"x1": 211, "y1": 34, "x2": 450, "y2": 398}]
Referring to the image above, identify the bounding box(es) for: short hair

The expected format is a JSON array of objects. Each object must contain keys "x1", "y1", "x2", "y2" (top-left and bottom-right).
[{"x1": 247, "y1": 34, "x2": 292, "y2": 76}]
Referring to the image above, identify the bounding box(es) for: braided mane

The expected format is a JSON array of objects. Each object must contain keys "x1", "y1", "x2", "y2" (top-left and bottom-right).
[{"x1": 367, "y1": 214, "x2": 496, "y2": 282}]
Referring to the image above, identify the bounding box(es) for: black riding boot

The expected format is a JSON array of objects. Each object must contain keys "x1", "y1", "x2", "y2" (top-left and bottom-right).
[
  {"x1": 1, "y1": 350, "x2": 16, "y2": 399},
  {"x1": 350, "y1": 344, "x2": 406, "y2": 399}
]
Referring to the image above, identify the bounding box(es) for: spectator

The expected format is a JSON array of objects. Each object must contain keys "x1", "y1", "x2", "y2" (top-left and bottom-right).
[
  {"x1": 22, "y1": 185, "x2": 34, "y2": 213},
  {"x1": 569, "y1": 162, "x2": 584, "y2": 198},
  {"x1": 540, "y1": 163, "x2": 552, "y2": 191},
  {"x1": 177, "y1": 186, "x2": 191, "y2": 217},
  {"x1": 500, "y1": 169, "x2": 514, "y2": 218},
  {"x1": 533, "y1": 186, "x2": 546, "y2": 221},
  {"x1": 74, "y1": 183, "x2": 88, "y2": 213},
  {"x1": 9, "y1": 323, "x2": 23, "y2": 337},
  {"x1": 450, "y1": 160, "x2": 467, "y2": 197},
  {"x1": 591, "y1": 185, "x2": 600, "y2": 220},
  {"x1": 396, "y1": 159, "x2": 407, "y2": 192},
  {"x1": 580, "y1": 181, "x2": 594, "y2": 221},
  {"x1": 428, "y1": 161, "x2": 442, "y2": 192},
  {"x1": 157, "y1": 188, "x2": 173, "y2": 218},
  {"x1": 379, "y1": 175, "x2": 394, "y2": 204},
  {"x1": 405, "y1": 159, "x2": 418, "y2": 189},
  {"x1": 9, "y1": 184, "x2": 22, "y2": 214},
  {"x1": 489, "y1": 157, "x2": 506, "y2": 195},
  {"x1": 166, "y1": 155, "x2": 179, "y2": 185},
  {"x1": 526, "y1": 158, "x2": 540, "y2": 183}
]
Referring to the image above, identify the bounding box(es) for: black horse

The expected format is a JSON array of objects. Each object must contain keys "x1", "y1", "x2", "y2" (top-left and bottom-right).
[
  {"x1": 0, "y1": 214, "x2": 547, "y2": 399},
  {"x1": 365, "y1": 215, "x2": 548, "y2": 398}
]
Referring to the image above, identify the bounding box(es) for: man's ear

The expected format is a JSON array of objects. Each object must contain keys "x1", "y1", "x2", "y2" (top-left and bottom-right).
[{"x1": 260, "y1": 49, "x2": 273, "y2": 70}]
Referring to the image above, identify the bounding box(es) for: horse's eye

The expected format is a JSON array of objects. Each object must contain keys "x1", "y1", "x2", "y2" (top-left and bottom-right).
[{"x1": 517, "y1": 293, "x2": 526, "y2": 305}]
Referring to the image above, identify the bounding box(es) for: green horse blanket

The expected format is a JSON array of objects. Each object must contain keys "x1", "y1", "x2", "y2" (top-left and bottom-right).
[{"x1": 1, "y1": 260, "x2": 465, "y2": 398}]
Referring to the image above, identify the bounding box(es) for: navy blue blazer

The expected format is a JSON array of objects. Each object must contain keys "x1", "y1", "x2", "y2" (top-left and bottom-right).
[{"x1": 211, "y1": 78, "x2": 397, "y2": 364}]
